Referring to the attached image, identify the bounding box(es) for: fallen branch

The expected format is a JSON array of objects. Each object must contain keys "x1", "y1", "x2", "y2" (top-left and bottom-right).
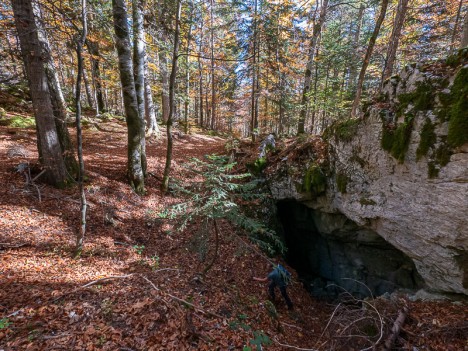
[
  {"x1": 280, "y1": 321, "x2": 304, "y2": 331},
  {"x1": 384, "y1": 307, "x2": 408, "y2": 350},
  {"x1": 273, "y1": 337, "x2": 318, "y2": 351},
  {"x1": 139, "y1": 275, "x2": 224, "y2": 319},
  {"x1": 52, "y1": 274, "x2": 135, "y2": 302},
  {"x1": 80, "y1": 274, "x2": 135, "y2": 289},
  {"x1": 0, "y1": 242, "x2": 28, "y2": 250}
]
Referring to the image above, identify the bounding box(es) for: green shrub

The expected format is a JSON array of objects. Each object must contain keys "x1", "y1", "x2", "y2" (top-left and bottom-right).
[
  {"x1": 247, "y1": 157, "x2": 267, "y2": 176},
  {"x1": 159, "y1": 155, "x2": 284, "y2": 260}
]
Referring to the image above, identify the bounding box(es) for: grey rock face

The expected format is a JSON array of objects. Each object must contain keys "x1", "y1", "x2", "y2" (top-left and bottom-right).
[{"x1": 270, "y1": 63, "x2": 468, "y2": 295}]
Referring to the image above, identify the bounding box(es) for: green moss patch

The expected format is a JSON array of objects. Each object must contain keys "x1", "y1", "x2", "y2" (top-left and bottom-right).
[
  {"x1": 324, "y1": 118, "x2": 361, "y2": 142},
  {"x1": 434, "y1": 142, "x2": 452, "y2": 166},
  {"x1": 336, "y1": 172, "x2": 349, "y2": 194},
  {"x1": 0, "y1": 115, "x2": 36, "y2": 128},
  {"x1": 302, "y1": 164, "x2": 327, "y2": 195},
  {"x1": 428, "y1": 161, "x2": 439, "y2": 179},
  {"x1": 359, "y1": 197, "x2": 376, "y2": 206},
  {"x1": 396, "y1": 81, "x2": 434, "y2": 116},
  {"x1": 381, "y1": 116, "x2": 414, "y2": 163},
  {"x1": 416, "y1": 118, "x2": 436, "y2": 160},
  {"x1": 445, "y1": 47, "x2": 468, "y2": 67},
  {"x1": 447, "y1": 67, "x2": 468, "y2": 147}
]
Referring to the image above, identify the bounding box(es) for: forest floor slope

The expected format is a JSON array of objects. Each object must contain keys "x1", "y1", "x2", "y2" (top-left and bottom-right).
[{"x1": 0, "y1": 121, "x2": 467, "y2": 350}]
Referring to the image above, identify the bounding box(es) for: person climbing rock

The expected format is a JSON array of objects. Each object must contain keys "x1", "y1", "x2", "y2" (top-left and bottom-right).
[{"x1": 254, "y1": 264, "x2": 293, "y2": 310}]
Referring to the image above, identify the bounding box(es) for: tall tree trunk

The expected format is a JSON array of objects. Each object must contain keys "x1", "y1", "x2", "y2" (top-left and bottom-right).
[
  {"x1": 12, "y1": 0, "x2": 69, "y2": 186},
  {"x1": 144, "y1": 58, "x2": 159, "y2": 137},
  {"x1": 31, "y1": 0, "x2": 78, "y2": 177},
  {"x1": 198, "y1": 14, "x2": 204, "y2": 128},
  {"x1": 74, "y1": 0, "x2": 88, "y2": 258},
  {"x1": 351, "y1": 0, "x2": 389, "y2": 118},
  {"x1": 112, "y1": 0, "x2": 145, "y2": 194},
  {"x1": 161, "y1": 0, "x2": 181, "y2": 193},
  {"x1": 184, "y1": 9, "x2": 193, "y2": 134},
  {"x1": 209, "y1": 0, "x2": 216, "y2": 130},
  {"x1": 199, "y1": 63, "x2": 204, "y2": 128},
  {"x1": 250, "y1": 0, "x2": 258, "y2": 141},
  {"x1": 159, "y1": 30, "x2": 170, "y2": 124},
  {"x1": 381, "y1": 0, "x2": 409, "y2": 84},
  {"x1": 132, "y1": 0, "x2": 147, "y2": 175},
  {"x1": 297, "y1": 0, "x2": 329, "y2": 134},
  {"x1": 462, "y1": 9, "x2": 468, "y2": 48}
]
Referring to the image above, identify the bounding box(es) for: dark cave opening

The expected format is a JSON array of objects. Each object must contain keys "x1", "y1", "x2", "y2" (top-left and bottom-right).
[{"x1": 276, "y1": 200, "x2": 424, "y2": 298}]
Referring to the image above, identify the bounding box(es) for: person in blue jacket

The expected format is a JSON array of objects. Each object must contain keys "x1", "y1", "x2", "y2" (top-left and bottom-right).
[{"x1": 254, "y1": 265, "x2": 293, "y2": 310}]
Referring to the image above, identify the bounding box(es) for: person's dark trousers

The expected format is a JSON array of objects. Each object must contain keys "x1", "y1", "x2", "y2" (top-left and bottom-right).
[{"x1": 269, "y1": 282, "x2": 293, "y2": 310}]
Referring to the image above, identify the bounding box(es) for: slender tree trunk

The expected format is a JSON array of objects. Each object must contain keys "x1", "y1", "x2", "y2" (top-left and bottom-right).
[
  {"x1": 382, "y1": 0, "x2": 409, "y2": 84},
  {"x1": 12, "y1": 0, "x2": 69, "y2": 186},
  {"x1": 112, "y1": 0, "x2": 145, "y2": 194},
  {"x1": 250, "y1": 0, "x2": 258, "y2": 141},
  {"x1": 161, "y1": 0, "x2": 181, "y2": 193},
  {"x1": 255, "y1": 41, "x2": 260, "y2": 135},
  {"x1": 451, "y1": 0, "x2": 464, "y2": 52},
  {"x1": 461, "y1": 9, "x2": 468, "y2": 48},
  {"x1": 199, "y1": 58, "x2": 204, "y2": 127},
  {"x1": 348, "y1": 2, "x2": 365, "y2": 95},
  {"x1": 297, "y1": 0, "x2": 329, "y2": 134},
  {"x1": 132, "y1": 0, "x2": 147, "y2": 175},
  {"x1": 82, "y1": 67, "x2": 94, "y2": 108},
  {"x1": 351, "y1": 0, "x2": 389, "y2": 118},
  {"x1": 311, "y1": 56, "x2": 319, "y2": 133},
  {"x1": 209, "y1": 0, "x2": 216, "y2": 130},
  {"x1": 184, "y1": 10, "x2": 193, "y2": 134},
  {"x1": 74, "y1": 0, "x2": 88, "y2": 258},
  {"x1": 144, "y1": 58, "x2": 159, "y2": 137},
  {"x1": 159, "y1": 30, "x2": 170, "y2": 124},
  {"x1": 87, "y1": 39, "x2": 105, "y2": 113},
  {"x1": 202, "y1": 218, "x2": 219, "y2": 275},
  {"x1": 198, "y1": 13, "x2": 204, "y2": 128}
]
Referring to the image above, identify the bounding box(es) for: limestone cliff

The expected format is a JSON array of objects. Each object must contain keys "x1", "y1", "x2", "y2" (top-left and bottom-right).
[{"x1": 268, "y1": 51, "x2": 468, "y2": 295}]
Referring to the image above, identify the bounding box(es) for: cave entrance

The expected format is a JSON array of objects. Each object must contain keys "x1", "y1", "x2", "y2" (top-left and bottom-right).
[{"x1": 277, "y1": 201, "x2": 423, "y2": 298}]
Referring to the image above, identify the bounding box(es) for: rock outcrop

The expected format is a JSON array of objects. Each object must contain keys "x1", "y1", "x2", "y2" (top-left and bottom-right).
[{"x1": 268, "y1": 52, "x2": 468, "y2": 295}]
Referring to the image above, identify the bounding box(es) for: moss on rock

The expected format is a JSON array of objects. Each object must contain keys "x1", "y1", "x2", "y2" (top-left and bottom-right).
[
  {"x1": 445, "y1": 47, "x2": 468, "y2": 67},
  {"x1": 447, "y1": 67, "x2": 468, "y2": 147},
  {"x1": 435, "y1": 143, "x2": 452, "y2": 167},
  {"x1": 336, "y1": 172, "x2": 349, "y2": 194},
  {"x1": 381, "y1": 115, "x2": 414, "y2": 163},
  {"x1": 302, "y1": 164, "x2": 327, "y2": 195},
  {"x1": 396, "y1": 81, "x2": 434, "y2": 116},
  {"x1": 324, "y1": 118, "x2": 361, "y2": 142},
  {"x1": 416, "y1": 118, "x2": 436, "y2": 160}
]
